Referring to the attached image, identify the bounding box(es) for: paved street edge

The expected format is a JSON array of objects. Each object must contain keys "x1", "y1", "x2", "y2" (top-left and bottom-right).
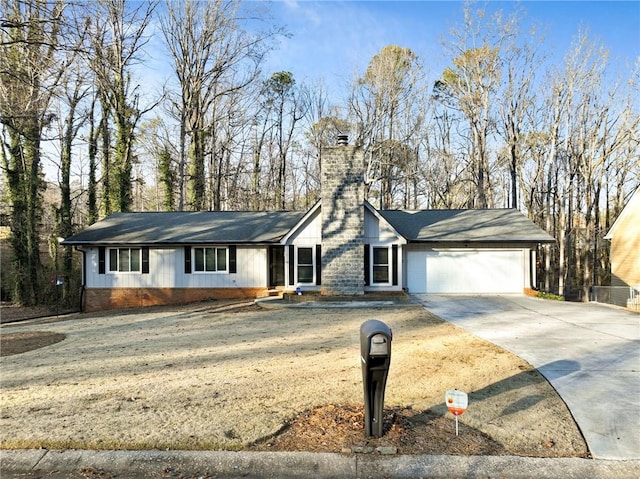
[{"x1": 2, "y1": 450, "x2": 640, "y2": 479}]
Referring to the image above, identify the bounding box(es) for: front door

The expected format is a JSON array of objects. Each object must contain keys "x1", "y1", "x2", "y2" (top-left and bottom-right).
[{"x1": 268, "y1": 246, "x2": 285, "y2": 287}]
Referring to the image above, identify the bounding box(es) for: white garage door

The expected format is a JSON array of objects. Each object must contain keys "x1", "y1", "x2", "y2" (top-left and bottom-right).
[{"x1": 407, "y1": 250, "x2": 525, "y2": 294}]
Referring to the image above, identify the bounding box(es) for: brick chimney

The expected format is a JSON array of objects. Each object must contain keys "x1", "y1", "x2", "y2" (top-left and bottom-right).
[{"x1": 321, "y1": 136, "x2": 365, "y2": 296}]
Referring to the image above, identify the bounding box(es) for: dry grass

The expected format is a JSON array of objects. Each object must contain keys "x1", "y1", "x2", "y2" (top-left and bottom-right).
[{"x1": 0, "y1": 301, "x2": 587, "y2": 456}]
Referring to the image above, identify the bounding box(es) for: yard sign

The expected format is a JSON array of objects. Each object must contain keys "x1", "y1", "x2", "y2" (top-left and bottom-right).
[{"x1": 445, "y1": 389, "x2": 468, "y2": 436}]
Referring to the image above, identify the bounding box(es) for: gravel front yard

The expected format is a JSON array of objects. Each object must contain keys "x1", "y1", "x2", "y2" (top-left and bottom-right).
[{"x1": 0, "y1": 300, "x2": 587, "y2": 457}]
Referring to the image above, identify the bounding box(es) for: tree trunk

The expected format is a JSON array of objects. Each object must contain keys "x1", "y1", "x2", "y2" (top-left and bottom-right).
[
  {"x1": 59, "y1": 100, "x2": 75, "y2": 301},
  {"x1": 5, "y1": 124, "x2": 43, "y2": 305},
  {"x1": 99, "y1": 93, "x2": 112, "y2": 217},
  {"x1": 87, "y1": 93, "x2": 99, "y2": 224},
  {"x1": 188, "y1": 128, "x2": 206, "y2": 210}
]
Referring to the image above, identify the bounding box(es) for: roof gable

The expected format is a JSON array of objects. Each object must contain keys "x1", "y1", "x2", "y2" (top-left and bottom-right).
[
  {"x1": 379, "y1": 208, "x2": 555, "y2": 243},
  {"x1": 605, "y1": 187, "x2": 640, "y2": 240},
  {"x1": 280, "y1": 200, "x2": 321, "y2": 244},
  {"x1": 364, "y1": 201, "x2": 406, "y2": 243}
]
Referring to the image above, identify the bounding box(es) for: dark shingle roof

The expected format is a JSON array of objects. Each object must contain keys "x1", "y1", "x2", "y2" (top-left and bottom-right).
[
  {"x1": 379, "y1": 209, "x2": 555, "y2": 243},
  {"x1": 61, "y1": 211, "x2": 306, "y2": 245},
  {"x1": 62, "y1": 207, "x2": 554, "y2": 246}
]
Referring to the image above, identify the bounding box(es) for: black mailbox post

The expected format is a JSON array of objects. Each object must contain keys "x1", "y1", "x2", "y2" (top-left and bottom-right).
[{"x1": 360, "y1": 319, "x2": 392, "y2": 437}]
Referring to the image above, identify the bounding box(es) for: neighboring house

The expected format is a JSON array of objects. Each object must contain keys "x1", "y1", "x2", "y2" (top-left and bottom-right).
[
  {"x1": 604, "y1": 187, "x2": 640, "y2": 310},
  {"x1": 62, "y1": 142, "x2": 555, "y2": 312}
]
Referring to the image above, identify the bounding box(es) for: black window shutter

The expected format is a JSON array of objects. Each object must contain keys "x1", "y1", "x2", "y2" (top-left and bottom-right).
[
  {"x1": 288, "y1": 245, "x2": 295, "y2": 285},
  {"x1": 315, "y1": 244, "x2": 322, "y2": 285},
  {"x1": 142, "y1": 247, "x2": 149, "y2": 274},
  {"x1": 364, "y1": 244, "x2": 370, "y2": 286},
  {"x1": 184, "y1": 246, "x2": 192, "y2": 274},
  {"x1": 392, "y1": 244, "x2": 398, "y2": 286},
  {"x1": 98, "y1": 247, "x2": 106, "y2": 274},
  {"x1": 229, "y1": 245, "x2": 237, "y2": 273}
]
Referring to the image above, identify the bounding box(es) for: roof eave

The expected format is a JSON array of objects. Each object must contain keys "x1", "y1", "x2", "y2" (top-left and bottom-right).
[
  {"x1": 406, "y1": 238, "x2": 556, "y2": 245},
  {"x1": 62, "y1": 240, "x2": 283, "y2": 246}
]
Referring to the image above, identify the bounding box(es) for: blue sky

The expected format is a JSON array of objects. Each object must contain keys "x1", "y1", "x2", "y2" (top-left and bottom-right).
[{"x1": 251, "y1": 0, "x2": 639, "y2": 101}]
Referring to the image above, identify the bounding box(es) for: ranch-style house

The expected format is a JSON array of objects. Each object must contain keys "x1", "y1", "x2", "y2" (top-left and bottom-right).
[{"x1": 62, "y1": 141, "x2": 555, "y2": 312}]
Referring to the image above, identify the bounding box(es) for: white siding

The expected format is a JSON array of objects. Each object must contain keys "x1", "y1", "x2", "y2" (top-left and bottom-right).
[
  {"x1": 364, "y1": 209, "x2": 398, "y2": 243},
  {"x1": 84, "y1": 246, "x2": 268, "y2": 288},
  {"x1": 233, "y1": 246, "x2": 268, "y2": 287},
  {"x1": 288, "y1": 213, "x2": 321, "y2": 245}
]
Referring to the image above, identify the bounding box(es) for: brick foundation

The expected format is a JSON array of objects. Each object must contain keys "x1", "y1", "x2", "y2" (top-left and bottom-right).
[{"x1": 83, "y1": 287, "x2": 265, "y2": 312}]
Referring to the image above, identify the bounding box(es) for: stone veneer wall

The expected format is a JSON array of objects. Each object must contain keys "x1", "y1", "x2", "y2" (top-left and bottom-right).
[{"x1": 320, "y1": 144, "x2": 365, "y2": 295}]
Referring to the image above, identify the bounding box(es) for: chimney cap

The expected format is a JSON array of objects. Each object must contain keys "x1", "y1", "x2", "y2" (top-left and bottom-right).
[{"x1": 336, "y1": 134, "x2": 349, "y2": 145}]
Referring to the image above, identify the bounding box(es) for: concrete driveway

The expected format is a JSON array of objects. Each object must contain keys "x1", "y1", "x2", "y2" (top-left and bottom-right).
[{"x1": 414, "y1": 294, "x2": 640, "y2": 461}]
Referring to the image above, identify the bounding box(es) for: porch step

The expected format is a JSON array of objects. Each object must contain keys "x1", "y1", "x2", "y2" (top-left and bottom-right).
[
  {"x1": 266, "y1": 289, "x2": 283, "y2": 297},
  {"x1": 256, "y1": 288, "x2": 296, "y2": 300}
]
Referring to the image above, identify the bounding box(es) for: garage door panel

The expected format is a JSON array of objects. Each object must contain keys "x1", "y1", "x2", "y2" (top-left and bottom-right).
[{"x1": 408, "y1": 250, "x2": 524, "y2": 294}]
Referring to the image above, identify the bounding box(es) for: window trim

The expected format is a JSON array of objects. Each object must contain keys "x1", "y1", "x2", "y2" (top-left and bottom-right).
[
  {"x1": 371, "y1": 245, "x2": 391, "y2": 285},
  {"x1": 192, "y1": 246, "x2": 229, "y2": 274},
  {"x1": 107, "y1": 247, "x2": 142, "y2": 273},
  {"x1": 296, "y1": 246, "x2": 315, "y2": 285}
]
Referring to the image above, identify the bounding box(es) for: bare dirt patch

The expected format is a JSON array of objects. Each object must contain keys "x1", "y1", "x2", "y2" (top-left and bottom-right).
[
  {"x1": 0, "y1": 300, "x2": 588, "y2": 457},
  {"x1": 0, "y1": 302, "x2": 79, "y2": 324},
  {"x1": 0, "y1": 331, "x2": 66, "y2": 356},
  {"x1": 255, "y1": 403, "x2": 511, "y2": 456}
]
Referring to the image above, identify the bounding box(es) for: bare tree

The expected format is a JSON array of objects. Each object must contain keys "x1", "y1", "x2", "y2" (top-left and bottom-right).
[
  {"x1": 423, "y1": 92, "x2": 475, "y2": 208},
  {"x1": 85, "y1": 0, "x2": 157, "y2": 214},
  {"x1": 521, "y1": 31, "x2": 639, "y2": 296},
  {"x1": 85, "y1": 87, "x2": 100, "y2": 224},
  {"x1": 54, "y1": 54, "x2": 91, "y2": 303},
  {"x1": 350, "y1": 45, "x2": 425, "y2": 208},
  {"x1": 137, "y1": 117, "x2": 179, "y2": 211},
  {"x1": 496, "y1": 17, "x2": 544, "y2": 209},
  {"x1": 248, "y1": 104, "x2": 272, "y2": 210},
  {"x1": 305, "y1": 110, "x2": 352, "y2": 206},
  {"x1": 436, "y1": 4, "x2": 519, "y2": 208},
  {"x1": 261, "y1": 71, "x2": 308, "y2": 209},
  {"x1": 0, "y1": 0, "x2": 71, "y2": 304},
  {"x1": 208, "y1": 84, "x2": 255, "y2": 210},
  {"x1": 160, "y1": 0, "x2": 273, "y2": 211},
  {"x1": 302, "y1": 80, "x2": 349, "y2": 188}
]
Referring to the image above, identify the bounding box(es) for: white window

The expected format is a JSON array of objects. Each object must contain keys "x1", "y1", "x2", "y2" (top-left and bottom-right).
[
  {"x1": 109, "y1": 248, "x2": 141, "y2": 272},
  {"x1": 372, "y1": 246, "x2": 390, "y2": 284},
  {"x1": 194, "y1": 247, "x2": 228, "y2": 272},
  {"x1": 297, "y1": 247, "x2": 314, "y2": 283}
]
